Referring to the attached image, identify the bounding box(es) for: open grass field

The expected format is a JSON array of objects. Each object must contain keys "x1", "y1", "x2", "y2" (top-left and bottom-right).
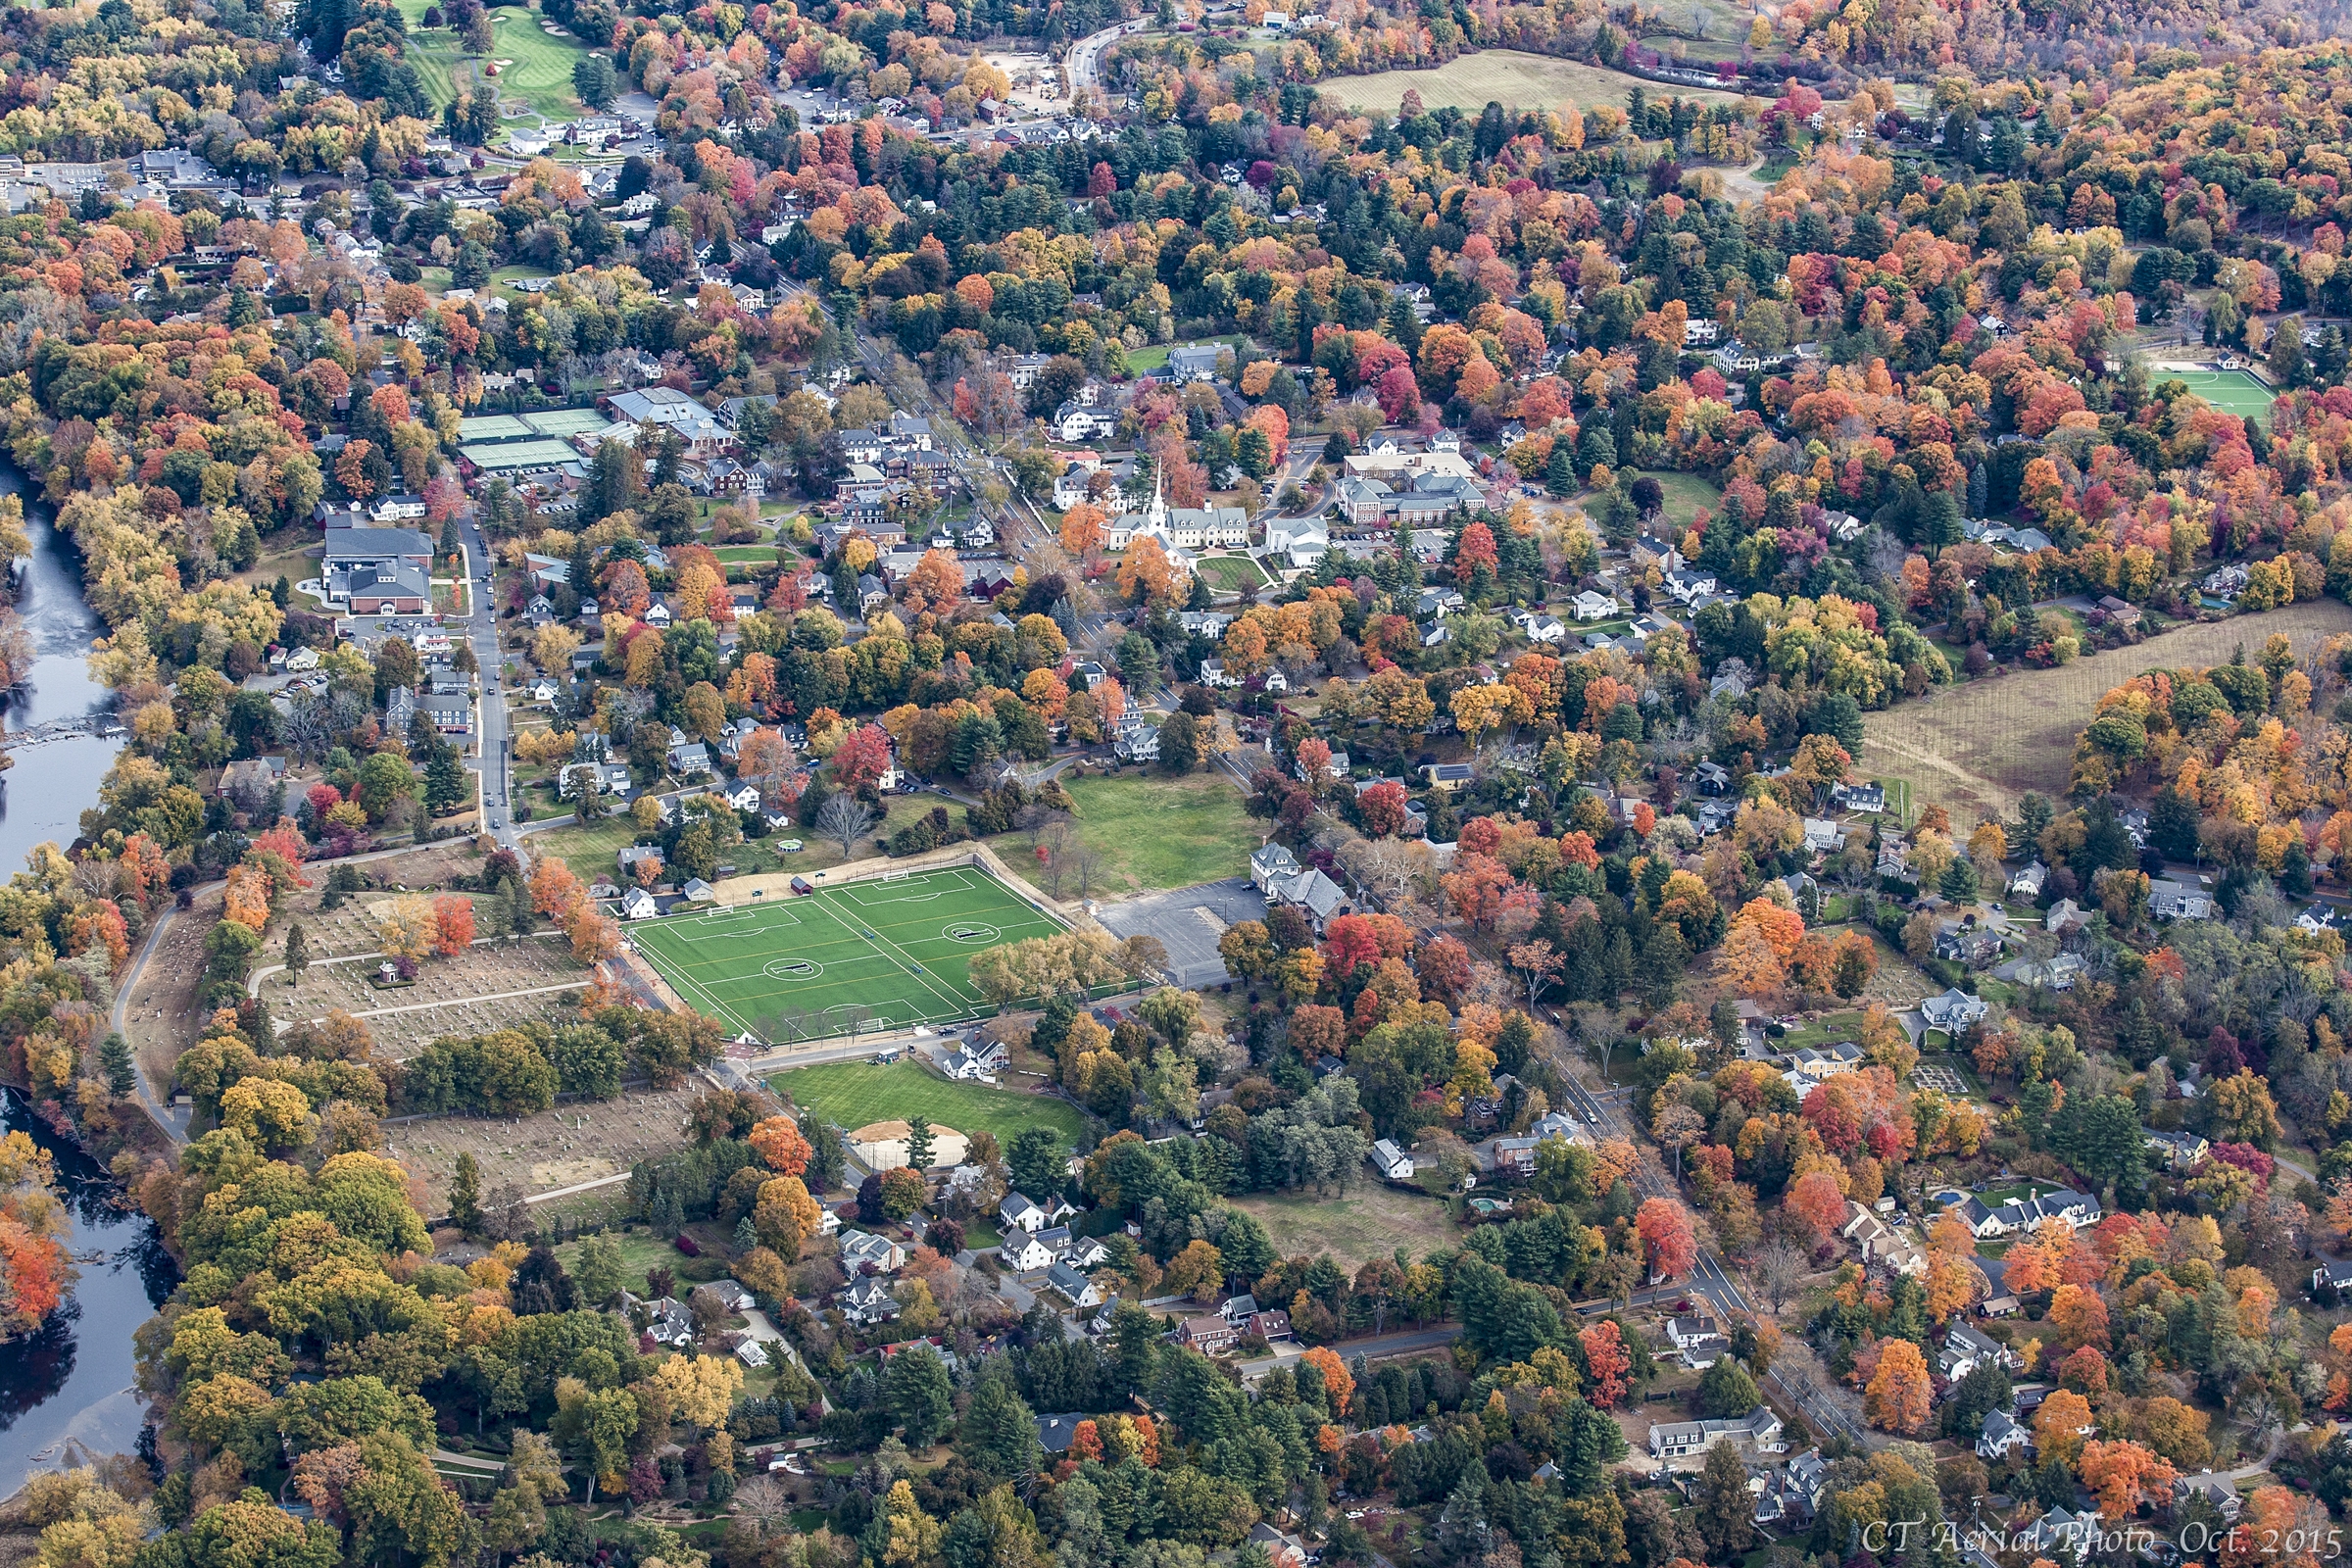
[
  {"x1": 770, "y1": 1058, "x2": 1088, "y2": 1148},
  {"x1": 1127, "y1": 335, "x2": 1246, "y2": 372},
  {"x1": 1234, "y1": 1184, "x2": 1458, "y2": 1270},
  {"x1": 1635, "y1": 469, "x2": 1722, "y2": 532},
  {"x1": 2168, "y1": 369, "x2": 2278, "y2": 418},
  {"x1": 395, "y1": 0, "x2": 594, "y2": 122},
  {"x1": 630, "y1": 865, "x2": 1071, "y2": 1038},
  {"x1": 1336, "y1": 51, "x2": 1745, "y2": 115},
  {"x1": 1196, "y1": 555, "x2": 1272, "y2": 595},
  {"x1": 1859, "y1": 599, "x2": 2352, "y2": 824},
  {"x1": 1062, "y1": 773, "x2": 1262, "y2": 892}
]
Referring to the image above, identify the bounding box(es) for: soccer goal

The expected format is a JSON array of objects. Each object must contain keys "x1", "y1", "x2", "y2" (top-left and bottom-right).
[{"x1": 880, "y1": 867, "x2": 912, "y2": 883}]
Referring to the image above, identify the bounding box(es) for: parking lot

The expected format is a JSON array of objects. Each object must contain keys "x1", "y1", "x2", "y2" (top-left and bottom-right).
[{"x1": 1094, "y1": 879, "x2": 1268, "y2": 989}]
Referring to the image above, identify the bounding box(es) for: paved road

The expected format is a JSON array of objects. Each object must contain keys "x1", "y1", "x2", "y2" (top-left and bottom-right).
[
  {"x1": 111, "y1": 905, "x2": 190, "y2": 1143},
  {"x1": 456, "y1": 521, "x2": 521, "y2": 851},
  {"x1": 1065, "y1": 19, "x2": 1143, "y2": 98},
  {"x1": 1552, "y1": 1054, "x2": 1869, "y2": 1446}
]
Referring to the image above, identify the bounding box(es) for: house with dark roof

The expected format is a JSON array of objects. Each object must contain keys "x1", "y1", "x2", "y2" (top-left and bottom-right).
[{"x1": 1977, "y1": 1409, "x2": 2030, "y2": 1459}]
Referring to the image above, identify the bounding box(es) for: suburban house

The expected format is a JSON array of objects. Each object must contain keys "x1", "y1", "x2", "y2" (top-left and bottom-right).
[
  {"x1": 1647, "y1": 1406, "x2": 1786, "y2": 1459},
  {"x1": 1920, "y1": 988, "x2": 1989, "y2": 1032},
  {"x1": 1046, "y1": 1261, "x2": 1102, "y2": 1308},
  {"x1": 947, "y1": 1039, "x2": 1009, "y2": 1080},
  {"x1": 838, "y1": 1276, "x2": 898, "y2": 1325},
  {"x1": 2174, "y1": 1473, "x2": 2243, "y2": 1522},
  {"x1": 1371, "y1": 1139, "x2": 1418, "y2": 1181},
  {"x1": 1952, "y1": 1189, "x2": 2102, "y2": 1239},
  {"x1": 1246, "y1": 1526, "x2": 1306, "y2": 1568},
  {"x1": 2143, "y1": 1127, "x2": 2210, "y2": 1170},
  {"x1": 839, "y1": 1229, "x2": 907, "y2": 1275},
  {"x1": 1176, "y1": 1316, "x2": 1238, "y2": 1353},
  {"x1": 1665, "y1": 1315, "x2": 1729, "y2": 1368},
  {"x1": 1935, "y1": 1321, "x2": 2013, "y2": 1381},
  {"x1": 1977, "y1": 1410, "x2": 2031, "y2": 1459},
  {"x1": 1000, "y1": 1194, "x2": 1050, "y2": 1233},
  {"x1": 1000, "y1": 1232, "x2": 1055, "y2": 1272},
  {"x1": 2012, "y1": 1507, "x2": 2102, "y2": 1554},
  {"x1": 2151, "y1": 879, "x2": 2216, "y2": 920}
]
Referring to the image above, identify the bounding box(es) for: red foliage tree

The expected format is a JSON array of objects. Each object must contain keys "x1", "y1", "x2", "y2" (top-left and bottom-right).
[
  {"x1": 431, "y1": 895, "x2": 475, "y2": 957},
  {"x1": 1358, "y1": 780, "x2": 1408, "y2": 838},
  {"x1": 829, "y1": 724, "x2": 895, "y2": 793},
  {"x1": 1636, "y1": 1198, "x2": 1697, "y2": 1281},
  {"x1": 1579, "y1": 1320, "x2": 1631, "y2": 1408}
]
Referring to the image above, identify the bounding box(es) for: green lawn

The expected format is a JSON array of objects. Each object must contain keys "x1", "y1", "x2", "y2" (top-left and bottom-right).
[
  {"x1": 1775, "y1": 1009, "x2": 1867, "y2": 1050},
  {"x1": 1126, "y1": 335, "x2": 1247, "y2": 372},
  {"x1": 2167, "y1": 368, "x2": 2277, "y2": 418},
  {"x1": 771, "y1": 1058, "x2": 1087, "y2": 1150},
  {"x1": 531, "y1": 814, "x2": 645, "y2": 885},
  {"x1": 1061, "y1": 772, "x2": 1262, "y2": 892},
  {"x1": 1634, "y1": 470, "x2": 1722, "y2": 532},
  {"x1": 395, "y1": 0, "x2": 594, "y2": 122},
  {"x1": 553, "y1": 1227, "x2": 725, "y2": 1295},
  {"x1": 1196, "y1": 555, "x2": 1270, "y2": 595},
  {"x1": 633, "y1": 864, "x2": 1071, "y2": 1038}
]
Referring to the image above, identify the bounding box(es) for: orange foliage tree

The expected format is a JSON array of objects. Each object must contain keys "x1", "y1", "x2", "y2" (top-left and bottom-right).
[
  {"x1": 431, "y1": 895, "x2": 474, "y2": 957},
  {"x1": 1862, "y1": 1338, "x2": 1931, "y2": 1433},
  {"x1": 2076, "y1": 1440, "x2": 2177, "y2": 1518},
  {"x1": 2034, "y1": 1388, "x2": 2096, "y2": 1464},
  {"x1": 0, "y1": 1131, "x2": 72, "y2": 1336},
  {"x1": 1635, "y1": 1198, "x2": 1697, "y2": 1281},
  {"x1": 750, "y1": 1115, "x2": 813, "y2": 1175},
  {"x1": 1301, "y1": 1346, "x2": 1353, "y2": 1415},
  {"x1": 1579, "y1": 1320, "x2": 1631, "y2": 1408}
]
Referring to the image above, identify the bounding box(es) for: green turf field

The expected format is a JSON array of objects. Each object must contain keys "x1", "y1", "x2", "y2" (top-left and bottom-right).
[
  {"x1": 628, "y1": 865, "x2": 1069, "y2": 1039},
  {"x1": 2170, "y1": 369, "x2": 2277, "y2": 417},
  {"x1": 771, "y1": 1058, "x2": 1087, "y2": 1147},
  {"x1": 394, "y1": 0, "x2": 594, "y2": 122}
]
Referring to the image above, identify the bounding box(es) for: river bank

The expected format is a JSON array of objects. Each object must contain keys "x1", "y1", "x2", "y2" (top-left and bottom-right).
[
  {"x1": 0, "y1": 464, "x2": 122, "y2": 873},
  {"x1": 0, "y1": 466, "x2": 171, "y2": 1494}
]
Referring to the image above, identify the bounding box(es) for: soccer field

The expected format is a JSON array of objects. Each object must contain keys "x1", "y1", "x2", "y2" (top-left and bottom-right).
[
  {"x1": 627, "y1": 866, "x2": 1069, "y2": 1039},
  {"x1": 2170, "y1": 369, "x2": 2277, "y2": 417}
]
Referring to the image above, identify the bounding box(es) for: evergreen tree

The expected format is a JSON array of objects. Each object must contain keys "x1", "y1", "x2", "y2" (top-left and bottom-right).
[
  {"x1": 958, "y1": 1370, "x2": 1041, "y2": 1478},
  {"x1": 884, "y1": 1343, "x2": 956, "y2": 1448},
  {"x1": 284, "y1": 922, "x2": 309, "y2": 985},
  {"x1": 1938, "y1": 856, "x2": 1980, "y2": 904},
  {"x1": 451, "y1": 1152, "x2": 484, "y2": 1236},
  {"x1": 99, "y1": 1033, "x2": 136, "y2": 1098},
  {"x1": 905, "y1": 1115, "x2": 934, "y2": 1172},
  {"x1": 734, "y1": 1215, "x2": 759, "y2": 1253}
]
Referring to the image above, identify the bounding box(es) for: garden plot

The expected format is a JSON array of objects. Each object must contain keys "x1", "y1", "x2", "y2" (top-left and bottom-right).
[
  {"x1": 272, "y1": 934, "x2": 593, "y2": 1058},
  {"x1": 384, "y1": 1080, "x2": 708, "y2": 1204},
  {"x1": 1912, "y1": 1065, "x2": 1968, "y2": 1096}
]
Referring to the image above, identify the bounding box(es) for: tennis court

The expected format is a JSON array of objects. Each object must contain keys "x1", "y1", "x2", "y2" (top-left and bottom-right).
[
  {"x1": 2170, "y1": 369, "x2": 2277, "y2": 417},
  {"x1": 627, "y1": 865, "x2": 1069, "y2": 1040}
]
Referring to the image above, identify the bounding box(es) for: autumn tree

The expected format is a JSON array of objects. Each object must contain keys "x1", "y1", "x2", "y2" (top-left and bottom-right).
[
  {"x1": 1863, "y1": 1338, "x2": 1932, "y2": 1433},
  {"x1": 1636, "y1": 1198, "x2": 1697, "y2": 1281},
  {"x1": 1579, "y1": 1320, "x2": 1631, "y2": 1408},
  {"x1": 431, "y1": 895, "x2": 474, "y2": 957},
  {"x1": 2034, "y1": 1388, "x2": 2096, "y2": 1464}
]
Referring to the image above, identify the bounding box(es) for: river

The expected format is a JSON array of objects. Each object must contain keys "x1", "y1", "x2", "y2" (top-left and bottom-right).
[
  {"x1": 0, "y1": 467, "x2": 174, "y2": 1492},
  {"x1": 0, "y1": 462, "x2": 122, "y2": 873},
  {"x1": 0, "y1": 1087, "x2": 175, "y2": 1487}
]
